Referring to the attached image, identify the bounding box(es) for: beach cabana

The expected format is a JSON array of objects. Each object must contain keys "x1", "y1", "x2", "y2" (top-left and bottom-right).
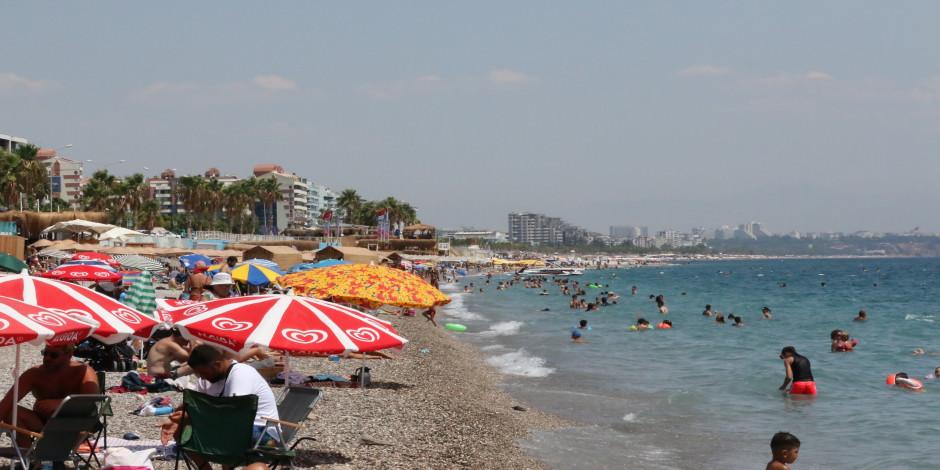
[{"x1": 241, "y1": 245, "x2": 302, "y2": 271}]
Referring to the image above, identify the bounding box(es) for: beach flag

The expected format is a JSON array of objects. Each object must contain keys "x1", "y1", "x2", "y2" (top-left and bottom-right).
[{"x1": 123, "y1": 271, "x2": 158, "y2": 319}]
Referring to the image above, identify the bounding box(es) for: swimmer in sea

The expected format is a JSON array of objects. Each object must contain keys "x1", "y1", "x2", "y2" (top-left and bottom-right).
[
  {"x1": 853, "y1": 310, "x2": 867, "y2": 321},
  {"x1": 888, "y1": 372, "x2": 923, "y2": 392},
  {"x1": 731, "y1": 315, "x2": 744, "y2": 327},
  {"x1": 570, "y1": 329, "x2": 585, "y2": 343},
  {"x1": 585, "y1": 303, "x2": 598, "y2": 312},
  {"x1": 715, "y1": 313, "x2": 726, "y2": 324},
  {"x1": 540, "y1": 289, "x2": 549, "y2": 296},
  {"x1": 657, "y1": 319, "x2": 673, "y2": 329},
  {"x1": 655, "y1": 295, "x2": 668, "y2": 314},
  {"x1": 762, "y1": 307, "x2": 773, "y2": 320},
  {"x1": 766, "y1": 432, "x2": 801, "y2": 470},
  {"x1": 830, "y1": 330, "x2": 858, "y2": 352},
  {"x1": 702, "y1": 304, "x2": 713, "y2": 317},
  {"x1": 635, "y1": 318, "x2": 651, "y2": 331},
  {"x1": 779, "y1": 346, "x2": 816, "y2": 395},
  {"x1": 925, "y1": 367, "x2": 940, "y2": 380},
  {"x1": 631, "y1": 286, "x2": 638, "y2": 296},
  {"x1": 578, "y1": 319, "x2": 589, "y2": 330}
]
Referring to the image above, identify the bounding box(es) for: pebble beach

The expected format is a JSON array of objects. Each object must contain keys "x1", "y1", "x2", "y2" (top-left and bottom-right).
[{"x1": 0, "y1": 313, "x2": 565, "y2": 469}]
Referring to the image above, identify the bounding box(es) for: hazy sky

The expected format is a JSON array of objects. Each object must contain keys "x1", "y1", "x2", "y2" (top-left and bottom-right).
[{"x1": 3, "y1": 2, "x2": 940, "y2": 234}]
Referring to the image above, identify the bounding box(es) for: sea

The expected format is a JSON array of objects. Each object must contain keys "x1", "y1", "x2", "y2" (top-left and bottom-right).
[{"x1": 440, "y1": 258, "x2": 940, "y2": 470}]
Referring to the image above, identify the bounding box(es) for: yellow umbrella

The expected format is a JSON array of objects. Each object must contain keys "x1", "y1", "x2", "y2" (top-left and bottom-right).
[{"x1": 277, "y1": 264, "x2": 451, "y2": 309}]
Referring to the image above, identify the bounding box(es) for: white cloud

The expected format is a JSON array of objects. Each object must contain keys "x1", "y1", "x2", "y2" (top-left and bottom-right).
[
  {"x1": 804, "y1": 71, "x2": 833, "y2": 81},
  {"x1": 0, "y1": 72, "x2": 57, "y2": 93},
  {"x1": 678, "y1": 65, "x2": 730, "y2": 78},
  {"x1": 487, "y1": 68, "x2": 535, "y2": 85},
  {"x1": 252, "y1": 74, "x2": 297, "y2": 92}
]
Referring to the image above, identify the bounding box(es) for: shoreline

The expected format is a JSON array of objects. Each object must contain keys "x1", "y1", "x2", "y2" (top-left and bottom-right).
[{"x1": 0, "y1": 313, "x2": 565, "y2": 469}]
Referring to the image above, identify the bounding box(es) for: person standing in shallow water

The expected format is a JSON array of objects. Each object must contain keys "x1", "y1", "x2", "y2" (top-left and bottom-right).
[
  {"x1": 655, "y1": 294, "x2": 668, "y2": 314},
  {"x1": 779, "y1": 346, "x2": 816, "y2": 396}
]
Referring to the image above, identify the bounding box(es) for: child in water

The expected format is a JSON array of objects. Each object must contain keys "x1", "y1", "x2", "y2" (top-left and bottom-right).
[{"x1": 766, "y1": 432, "x2": 800, "y2": 470}]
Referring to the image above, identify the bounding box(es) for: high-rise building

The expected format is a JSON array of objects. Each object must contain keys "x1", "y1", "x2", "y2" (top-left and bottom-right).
[
  {"x1": 610, "y1": 225, "x2": 645, "y2": 240},
  {"x1": 36, "y1": 148, "x2": 84, "y2": 207},
  {"x1": 306, "y1": 182, "x2": 337, "y2": 226},
  {"x1": 253, "y1": 164, "x2": 309, "y2": 232},
  {"x1": 508, "y1": 212, "x2": 572, "y2": 245}
]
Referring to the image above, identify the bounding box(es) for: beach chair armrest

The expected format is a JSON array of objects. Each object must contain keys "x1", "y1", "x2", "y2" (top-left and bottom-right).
[
  {"x1": 0, "y1": 421, "x2": 43, "y2": 440},
  {"x1": 262, "y1": 417, "x2": 301, "y2": 429}
]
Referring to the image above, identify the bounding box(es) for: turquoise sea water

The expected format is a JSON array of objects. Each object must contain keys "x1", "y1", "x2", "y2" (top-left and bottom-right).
[{"x1": 442, "y1": 258, "x2": 940, "y2": 470}]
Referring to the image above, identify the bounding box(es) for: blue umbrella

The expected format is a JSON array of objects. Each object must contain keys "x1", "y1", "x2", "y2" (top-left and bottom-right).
[
  {"x1": 179, "y1": 254, "x2": 213, "y2": 269},
  {"x1": 237, "y1": 258, "x2": 281, "y2": 270},
  {"x1": 287, "y1": 259, "x2": 350, "y2": 274}
]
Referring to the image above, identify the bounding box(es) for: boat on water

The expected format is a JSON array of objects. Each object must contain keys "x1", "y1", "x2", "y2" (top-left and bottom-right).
[{"x1": 520, "y1": 266, "x2": 584, "y2": 276}]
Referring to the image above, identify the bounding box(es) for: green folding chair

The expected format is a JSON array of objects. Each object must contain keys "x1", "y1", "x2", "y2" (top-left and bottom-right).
[
  {"x1": 175, "y1": 390, "x2": 297, "y2": 470},
  {"x1": 0, "y1": 394, "x2": 110, "y2": 469}
]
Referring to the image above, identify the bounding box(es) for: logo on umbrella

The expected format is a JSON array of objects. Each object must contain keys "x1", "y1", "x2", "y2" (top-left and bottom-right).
[
  {"x1": 94, "y1": 272, "x2": 111, "y2": 278},
  {"x1": 29, "y1": 312, "x2": 66, "y2": 327},
  {"x1": 112, "y1": 308, "x2": 141, "y2": 325},
  {"x1": 183, "y1": 305, "x2": 209, "y2": 317},
  {"x1": 345, "y1": 327, "x2": 380, "y2": 343},
  {"x1": 50, "y1": 308, "x2": 95, "y2": 322},
  {"x1": 0, "y1": 318, "x2": 9, "y2": 331},
  {"x1": 211, "y1": 317, "x2": 253, "y2": 332},
  {"x1": 281, "y1": 328, "x2": 328, "y2": 344}
]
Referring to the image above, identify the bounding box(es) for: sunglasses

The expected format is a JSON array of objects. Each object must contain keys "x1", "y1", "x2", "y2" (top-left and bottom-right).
[{"x1": 41, "y1": 349, "x2": 63, "y2": 359}]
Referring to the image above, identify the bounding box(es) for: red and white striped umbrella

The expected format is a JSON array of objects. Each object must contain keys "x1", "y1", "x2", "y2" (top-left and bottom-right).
[
  {"x1": 0, "y1": 296, "x2": 98, "y2": 347},
  {"x1": 40, "y1": 265, "x2": 123, "y2": 283},
  {"x1": 154, "y1": 298, "x2": 201, "y2": 324},
  {"x1": 0, "y1": 295, "x2": 99, "y2": 443},
  {"x1": 174, "y1": 295, "x2": 407, "y2": 355},
  {"x1": 0, "y1": 274, "x2": 159, "y2": 344},
  {"x1": 71, "y1": 251, "x2": 119, "y2": 266}
]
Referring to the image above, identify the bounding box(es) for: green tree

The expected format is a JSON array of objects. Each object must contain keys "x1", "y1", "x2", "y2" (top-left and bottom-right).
[
  {"x1": 336, "y1": 189, "x2": 363, "y2": 222},
  {"x1": 80, "y1": 170, "x2": 121, "y2": 213},
  {"x1": 13, "y1": 144, "x2": 48, "y2": 210}
]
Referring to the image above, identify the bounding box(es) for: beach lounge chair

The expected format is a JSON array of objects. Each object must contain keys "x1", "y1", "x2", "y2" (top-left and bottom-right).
[
  {"x1": 0, "y1": 394, "x2": 110, "y2": 469},
  {"x1": 267, "y1": 387, "x2": 321, "y2": 470},
  {"x1": 174, "y1": 390, "x2": 297, "y2": 470}
]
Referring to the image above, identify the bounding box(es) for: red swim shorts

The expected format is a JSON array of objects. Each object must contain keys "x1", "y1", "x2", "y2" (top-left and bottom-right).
[{"x1": 790, "y1": 381, "x2": 817, "y2": 395}]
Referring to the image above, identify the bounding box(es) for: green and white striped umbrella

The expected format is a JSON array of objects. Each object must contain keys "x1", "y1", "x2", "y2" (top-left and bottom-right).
[
  {"x1": 123, "y1": 270, "x2": 158, "y2": 319},
  {"x1": 114, "y1": 254, "x2": 165, "y2": 272}
]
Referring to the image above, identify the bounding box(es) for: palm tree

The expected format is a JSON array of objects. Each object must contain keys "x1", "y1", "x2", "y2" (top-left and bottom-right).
[
  {"x1": 0, "y1": 151, "x2": 22, "y2": 209},
  {"x1": 118, "y1": 173, "x2": 148, "y2": 227},
  {"x1": 137, "y1": 199, "x2": 161, "y2": 230},
  {"x1": 176, "y1": 175, "x2": 207, "y2": 232},
  {"x1": 13, "y1": 145, "x2": 47, "y2": 210},
  {"x1": 81, "y1": 170, "x2": 120, "y2": 213},
  {"x1": 256, "y1": 177, "x2": 281, "y2": 234},
  {"x1": 336, "y1": 189, "x2": 362, "y2": 222}
]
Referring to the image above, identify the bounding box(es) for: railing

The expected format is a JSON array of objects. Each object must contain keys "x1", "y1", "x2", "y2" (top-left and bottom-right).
[{"x1": 193, "y1": 231, "x2": 296, "y2": 242}]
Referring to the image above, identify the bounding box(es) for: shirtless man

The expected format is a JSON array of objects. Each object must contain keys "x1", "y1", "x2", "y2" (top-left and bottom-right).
[
  {"x1": 0, "y1": 345, "x2": 99, "y2": 445},
  {"x1": 147, "y1": 329, "x2": 195, "y2": 378},
  {"x1": 183, "y1": 262, "x2": 209, "y2": 301}
]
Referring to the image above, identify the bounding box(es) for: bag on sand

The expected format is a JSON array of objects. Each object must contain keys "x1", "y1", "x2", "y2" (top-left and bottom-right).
[
  {"x1": 352, "y1": 366, "x2": 371, "y2": 387},
  {"x1": 103, "y1": 447, "x2": 156, "y2": 470}
]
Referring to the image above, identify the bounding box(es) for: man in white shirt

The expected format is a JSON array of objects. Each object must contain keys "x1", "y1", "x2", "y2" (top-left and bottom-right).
[{"x1": 187, "y1": 344, "x2": 280, "y2": 469}]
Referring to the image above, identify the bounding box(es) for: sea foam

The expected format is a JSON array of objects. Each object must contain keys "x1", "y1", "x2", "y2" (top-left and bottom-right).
[
  {"x1": 442, "y1": 294, "x2": 485, "y2": 321},
  {"x1": 485, "y1": 349, "x2": 555, "y2": 377},
  {"x1": 479, "y1": 320, "x2": 524, "y2": 336}
]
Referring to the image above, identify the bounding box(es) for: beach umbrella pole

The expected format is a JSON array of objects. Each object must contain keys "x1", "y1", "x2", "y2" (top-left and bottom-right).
[{"x1": 10, "y1": 344, "x2": 20, "y2": 470}]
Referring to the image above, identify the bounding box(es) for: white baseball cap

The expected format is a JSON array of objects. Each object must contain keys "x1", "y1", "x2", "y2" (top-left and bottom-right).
[{"x1": 210, "y1": 272, "x2": 235, "y2": 286}]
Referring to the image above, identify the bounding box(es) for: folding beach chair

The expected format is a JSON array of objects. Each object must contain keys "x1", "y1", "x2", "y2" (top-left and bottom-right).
[
  {"x1": 267, "y1": 387, "x2": 321, "y2": 470},
  {"x1": 0, "y1": 394, "x2": 110, "y2": 469},
  {"x1": 174, "y1": 390, "x2": 259, "y2": 470}
]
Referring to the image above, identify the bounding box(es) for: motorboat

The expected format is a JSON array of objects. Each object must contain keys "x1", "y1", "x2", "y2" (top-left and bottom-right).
[{"x1": 520, "y1": 266, "x2": 584, "y2": 276}]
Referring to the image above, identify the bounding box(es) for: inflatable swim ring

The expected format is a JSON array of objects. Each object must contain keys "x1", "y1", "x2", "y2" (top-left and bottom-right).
[
  {"x1": 887, "y1": 373, "x2": 924, "y2": 391},
  {"x1": 628, "y1": 325, "x2": 638, "y2": 331},
  {"x1": 656, "y1": 323, "x2": 672, "y2": 329},
  {"x1": 444, "y1": 323, "x2": 467, "y2": 332}
]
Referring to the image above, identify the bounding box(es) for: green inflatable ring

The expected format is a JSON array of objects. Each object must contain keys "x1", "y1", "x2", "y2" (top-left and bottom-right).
[{"x1": 444, "y1": 323, "x2": 467, "y2": 332}]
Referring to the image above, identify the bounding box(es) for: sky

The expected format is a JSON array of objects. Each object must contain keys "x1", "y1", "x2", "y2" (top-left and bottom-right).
[{"x1": 3, "y1": 2, "x2": 940, "y2": 234}]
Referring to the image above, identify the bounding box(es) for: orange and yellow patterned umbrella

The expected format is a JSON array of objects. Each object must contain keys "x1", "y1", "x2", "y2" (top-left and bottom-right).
[{"x1": 277, "y1": 264, "x2": 451, "y2": 309}]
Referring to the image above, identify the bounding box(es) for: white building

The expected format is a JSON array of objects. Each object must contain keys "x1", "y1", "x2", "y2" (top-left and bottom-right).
[
  {"x1": 306, "y1": 182, "x2": 337, "y2": 225},
  {"x1": 0, "y1": 133, "x2": 28, "y2": 152},
  {"x1": 253, "y1": 164, "x2": 309, "y2": 232},
  {"x1": 37, "y1": 148, "x2": 84, "y2": 207}
]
